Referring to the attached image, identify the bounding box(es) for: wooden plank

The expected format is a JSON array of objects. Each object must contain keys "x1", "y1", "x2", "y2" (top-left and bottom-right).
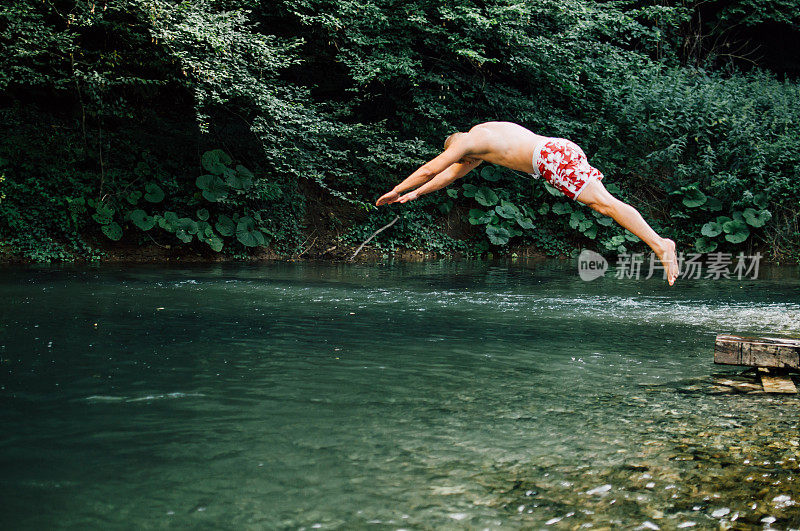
[
  {"x1": 760, "y1": 374, "x2": 798, "y2": 394},
  {"x1": 714, "y1": 334, "x2": 800, "y2": 369},
  {"x1": 711, "y1": 375, "x2": 764, "y2": 393}
]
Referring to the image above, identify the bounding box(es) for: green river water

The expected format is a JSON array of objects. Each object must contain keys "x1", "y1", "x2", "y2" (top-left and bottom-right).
[{"x1": 1, "y1": 260, "x2": 799, "y2": 530}]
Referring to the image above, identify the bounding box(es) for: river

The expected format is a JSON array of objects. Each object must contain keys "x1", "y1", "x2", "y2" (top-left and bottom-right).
[{"x1": 1, "y1": 260, "x2": 799, "y2": 529}]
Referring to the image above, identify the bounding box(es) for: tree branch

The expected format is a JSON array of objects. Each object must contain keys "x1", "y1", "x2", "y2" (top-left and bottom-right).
[{"x1": 349, "y1": 215, "x2": 400, "y2": 261}]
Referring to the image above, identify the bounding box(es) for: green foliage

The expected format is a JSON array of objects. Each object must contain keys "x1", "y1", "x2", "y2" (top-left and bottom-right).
[
  {"x1": 1, "y1": 0, "x2": 799, "y2": 262},
  {"x1": 196, "y1": 174, "x2": 229, "y2": 202},
  {"x1": 201, "y1": 149, "x2": 233, "y2": 175},
  {"x1": 602, "y1": 66, "x2": 800, "y2": 259},
  {"x1": 130, "y1": 209, "x2": 156, "y2": 231},
  {"x1": 236, "y1": 216, "x2": 267, "y2": 247},
  {"x1": 474, "y1": 187, "x2": 499, "y2": 207},
  {"x1": 101, "y1": 222, "x2": 123, "y2": 241},
  {"x1": 215, "y1": 215, "x2": 235, "y2": 237},
  {"x1": 143, "y1": 183, "x2": 165, "y2": 203},
  {"x1": 742, "y1": 208, "x2": 771, "y2": 228}
]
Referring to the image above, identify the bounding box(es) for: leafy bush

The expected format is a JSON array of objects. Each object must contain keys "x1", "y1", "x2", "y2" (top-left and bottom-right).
[
  {"x1": 602, "y1": 68, "x2": 800, "y2": 258},
  {"x1": 1, "y1": 0, "x2": 799, "y2": 262}
]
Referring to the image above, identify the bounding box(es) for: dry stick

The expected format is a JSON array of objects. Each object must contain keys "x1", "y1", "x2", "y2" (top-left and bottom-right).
[
  {"x1": 296, "y1": 237, "x2": 317, "y2": 259},
  {"x1": 293, "y1": 229, "x2": 317, "y2": 259},
  {"x1": 349, "y1": 215, "x2": 400, "y2": 262},
  {"x1": 146, "y1": 233, "x2": 167, "y2": 249}
]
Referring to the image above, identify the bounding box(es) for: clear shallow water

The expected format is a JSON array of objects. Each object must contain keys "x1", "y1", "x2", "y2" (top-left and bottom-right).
[{"x1": 1, "y1": 259, "x2": 800, "y2": 529}]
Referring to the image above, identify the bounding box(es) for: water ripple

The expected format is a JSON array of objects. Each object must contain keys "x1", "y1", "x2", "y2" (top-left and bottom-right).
[{"x1": 84, "y1": 392, "x2": 205, "y2": 403}]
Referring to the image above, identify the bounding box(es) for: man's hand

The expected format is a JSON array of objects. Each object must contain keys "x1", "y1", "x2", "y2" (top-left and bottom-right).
[
  {"x1": 397, "y1": 190, "x2": 419, "y2": 203},
  {"x1": 375, "y1": 190, "x2": 400, "y2": 206}
]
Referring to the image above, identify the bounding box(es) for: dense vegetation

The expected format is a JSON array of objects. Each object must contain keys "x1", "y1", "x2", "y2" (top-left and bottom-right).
[{"x1": 1, "y1": 0, "x2": 799, "y2": 262}]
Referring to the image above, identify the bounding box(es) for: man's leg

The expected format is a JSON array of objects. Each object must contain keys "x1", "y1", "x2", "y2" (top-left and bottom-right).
[{"x1": 576, "y1": 179, "x2": 679, "y2": 285}]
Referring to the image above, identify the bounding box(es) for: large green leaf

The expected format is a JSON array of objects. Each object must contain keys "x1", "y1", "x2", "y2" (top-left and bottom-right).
[
  {"x1": 474, "y1": 187, "x2": 499, "y2": 207},
  {"x1": 173, "y1": 217, "x2": 198, "y2": 243},
  {"x1": 196, "y1": 174, "x2": 229, "y2": 202},
  {"x1": 569, "y1": 211, "x2": 594, "y2": 232},
  {"x1": 144, "y1": 183, "x2": 165, "y2": 203},
  {"x1": 695, "y1": 237, "x2": 718, "y2": 253},
  {"x1": 516, "y1": 217, "x2": 534, "y2": 230},
  {"x1": 461, "y1": 183, "x2": 478, "y2": 198},
  {"x1": 467, "y1": 209, "x2": 492, "y2": 225},
  {"x1": 501, "y1": 220, "x2": 522, "y2": 238},
  {"x1": 130, "y1": 209, "x2": 155, "y2": 231},
  {"x1": 742, "y1": 208, "x2": 771, "y2": 228},
  {"x1": 521, "y1": 206, "x2": 537, "y2": 220},
  {"x1": 215, "y1": 214, "x2": 236, "y2": 236},
  {"x1": 196, "y1": 174, "x2": 215, "y2": 190},
  {"x1": 569, "y1": 211, "x2": 585, "y2": 229},
  {"x1": 700, "y1": 221, "x2": 722, "y2": 237},
  {"x1": 101, "y1": 222, "x2": 123, "y2": 241},
  {"x1": 201, "y1": 149, "x2": 232, "y2": 175},
  {"x1": 175, "y1": 217, "x2": 198, "y2": 235},
  {"x1": 207, "y1": 236, "x2": 224, "y2": 252},
  {"x1": 594, "y1": 211, "x2": 614, "y2": 226},
  {"x1": 158, "y1": 211, "x2": 178, "y2": 231},
  {"x1": 722, "y1": 219, "x2": 750, "y2": 243},
  {"x1": 175, "y1": 230, "x2": 193, "y2": 243},
  {"x1": 196, "y1": 208, "x2": 210, "y2": 221},
  {"x1": 195, "y1": 221, "x2": 212, "y2": 238},
  {"x1": 485, "y1": 224, "x2": 511, "y2": 245},
  {"x1": 227, "y1": 165, "x2": 255, "y2": 190},
  {"x1": 682, "y1": 187, "x2": 707, "y2": 208},
  {"x1": 495, "y1": 200, "x2": 520, "y2": 219},
  {"x1": 236, "y1": 216, "x2": 266, "y2": 247},
  {"x1": 604, "y1": 235, "x2": 626, "y2": 249},
  {"x1": 480, "y1": 166, "x2": 502, "y2": 182}
]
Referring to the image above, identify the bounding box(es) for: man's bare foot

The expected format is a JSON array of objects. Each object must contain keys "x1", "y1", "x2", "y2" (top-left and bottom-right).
[{"x1": 655, "y1": 238, "x2": 679, "y2": 286}]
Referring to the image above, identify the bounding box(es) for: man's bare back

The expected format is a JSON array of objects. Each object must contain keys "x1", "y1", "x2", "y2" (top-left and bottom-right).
[
  {"x1": 452, "y1": 122, "x2": 547, "y2": 173},
  {"x1": 375, "y1": 122, "x2": 679, "y2": 285}
]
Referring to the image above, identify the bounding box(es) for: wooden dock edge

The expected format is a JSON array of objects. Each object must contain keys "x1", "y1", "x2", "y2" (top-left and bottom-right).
[
  {"x1": 714, "y1": 334, "x2": 800, "y2": 394},
  {"x1": 714, "y1": 334, "x2": 800, "y2": 370}
]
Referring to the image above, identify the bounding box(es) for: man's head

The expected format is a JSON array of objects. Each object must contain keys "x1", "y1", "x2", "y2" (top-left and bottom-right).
[{"x1": 443, "y1": 132, "x2": 466, "y2": 150}]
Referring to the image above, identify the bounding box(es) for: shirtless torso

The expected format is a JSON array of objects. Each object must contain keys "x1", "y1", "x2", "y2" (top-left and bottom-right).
[{"x1": 456, "y1": 121, "x2": 547, "y2": 174}]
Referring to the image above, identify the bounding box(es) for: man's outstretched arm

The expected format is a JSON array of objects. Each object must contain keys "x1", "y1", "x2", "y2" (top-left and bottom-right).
[
  {"x1": 375, "y1": 133, "x2": 479, "y2": 206},
  {"x1": 396, "y1": 159, "x2": 482, "y2": 203}
]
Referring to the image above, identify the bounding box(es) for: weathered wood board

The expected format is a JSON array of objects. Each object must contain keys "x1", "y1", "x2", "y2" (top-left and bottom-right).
[
  {"x1": 760, "y1": 374, "x2": 798, "y2": 394},
  {"x1": 714, "y1": 335, "x2": 800, "y2": 370}
]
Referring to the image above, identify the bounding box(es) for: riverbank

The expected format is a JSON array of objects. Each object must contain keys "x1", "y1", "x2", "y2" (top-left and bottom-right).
[{"x1": 0, "y1": 239, "x2": 552, "y2": 265}]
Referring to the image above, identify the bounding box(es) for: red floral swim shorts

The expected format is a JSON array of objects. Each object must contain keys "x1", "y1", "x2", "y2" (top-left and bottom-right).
[{"x1": 532, "y1": 138, "x2": 604, "y2": 200}]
